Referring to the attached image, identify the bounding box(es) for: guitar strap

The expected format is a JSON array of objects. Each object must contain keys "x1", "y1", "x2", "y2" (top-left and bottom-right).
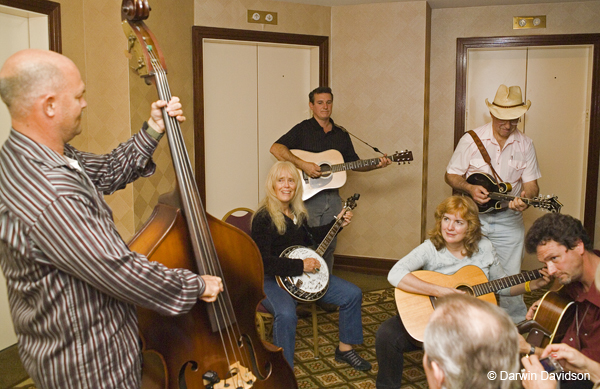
[{"x1": 468, "y1": 130, "x2": 504, "y2": 184}]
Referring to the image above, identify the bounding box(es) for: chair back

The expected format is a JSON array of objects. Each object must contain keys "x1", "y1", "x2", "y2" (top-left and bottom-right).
[{"x1": 222, "y1": 207, "x2": 254, "y2": 236}]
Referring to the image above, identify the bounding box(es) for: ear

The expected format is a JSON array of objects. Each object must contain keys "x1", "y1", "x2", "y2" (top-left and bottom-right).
[
  {"x1": 42, "y1": 95, "x2": 57, "y2": 118},
  {"x1": 575, "y1": 239, "x2": 585, "y2": 255},
  {"x1": 423, "y1": 353, "x2": 445, "y2": 389},
  {"x1": 430, "y1": 360, "x2": 446, "y2": 389}
]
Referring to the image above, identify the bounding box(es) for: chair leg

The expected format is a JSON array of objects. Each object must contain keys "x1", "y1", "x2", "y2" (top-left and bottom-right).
[
  {"x1": 311, "y1": 302, "x2": 319, "y2": 358},
  {"x1": 256, "y1": 313, "x2": 266, "y2": 341}
]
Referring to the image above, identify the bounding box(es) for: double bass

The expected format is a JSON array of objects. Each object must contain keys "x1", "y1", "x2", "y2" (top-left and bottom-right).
[{"x1": 121, "y1": 1, "x2": 298, "y2": 388}]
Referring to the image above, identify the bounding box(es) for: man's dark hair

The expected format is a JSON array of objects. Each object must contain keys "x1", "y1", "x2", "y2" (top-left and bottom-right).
[
  {"x1": 525, "y1": 213, "x2": 593, "y2": 254},
  {"x1": 309, "y1": 86, "x2": 333, "y2": 103}
]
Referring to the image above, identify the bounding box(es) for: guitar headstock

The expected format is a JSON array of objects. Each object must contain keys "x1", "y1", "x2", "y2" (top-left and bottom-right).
[
  {"x1": 344, "y1": 193, "x2": 360, "y2": 210},
  {"x1": 532, "y1": 195, "x2": 563, "y2": 213},
  {"x1": 390, "y1": 150, "x2": 413, "y2": 164}
]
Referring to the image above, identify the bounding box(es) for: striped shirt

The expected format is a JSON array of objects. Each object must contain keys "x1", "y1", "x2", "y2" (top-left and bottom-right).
[{"x1": 0, "y1": 128, "x2": 204, "y2": 388}]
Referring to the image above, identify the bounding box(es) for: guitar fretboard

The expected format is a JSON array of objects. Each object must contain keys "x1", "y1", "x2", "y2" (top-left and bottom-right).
[
  {"x1": 472, "y1": 269, "x2": 542, "y2": 296},
  {"x1": 331, "y1": 158, "x2": 383, "y2": 173}
]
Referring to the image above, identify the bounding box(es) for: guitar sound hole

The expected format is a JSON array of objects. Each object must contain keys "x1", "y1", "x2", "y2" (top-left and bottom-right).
[
  {"x1": 319, "y1": 164, "x2": 332, "y2": 177},
  {"x1": 456, "y1": 285, "x2": 474, "y2": 296}
]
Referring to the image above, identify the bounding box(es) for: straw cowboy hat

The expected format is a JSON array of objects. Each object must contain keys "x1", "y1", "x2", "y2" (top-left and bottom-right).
[{"x1": 485, "y1": 84, "x2": 531, "y2": 120}]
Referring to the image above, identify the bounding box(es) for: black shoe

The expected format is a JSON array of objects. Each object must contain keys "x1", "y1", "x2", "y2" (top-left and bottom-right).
[
  {"x1": 317, "y1": 301, "x2": 338, "y2": 312},
  {"x1": 335, "y1": 347, "x2": 372, "y2": 371}
]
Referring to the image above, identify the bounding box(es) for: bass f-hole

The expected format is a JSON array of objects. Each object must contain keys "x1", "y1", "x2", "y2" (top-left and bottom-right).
[{"x1": 121, "y1": 1, "x2": 297, "y2": 388}]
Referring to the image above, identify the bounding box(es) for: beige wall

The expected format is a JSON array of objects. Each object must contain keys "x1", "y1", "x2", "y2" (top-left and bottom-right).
[
  {"x1": 194, "y1": 0, "x2": 429, "y2": 261},
  {"x1": 194, "y1": 0, "x2": 331, "y2": 36},
  {"x1": 129, "y1": 0, "x2": 195, "y2": 233},
  {"x1": 429, "y1": 1, "x2": 600, "y2": 243},
  {"x1": 50, "y1": 0, "x2": 600, "y2": 256},
  {"x1": 331, "y1": 1, "x2": 429, "y2": 260},
  {"x1": 55, "y1": 0, "x2": 133, "y2": 238},
  {"x1": 51, "y1": 0, "x2": 195, "y2": 240}
]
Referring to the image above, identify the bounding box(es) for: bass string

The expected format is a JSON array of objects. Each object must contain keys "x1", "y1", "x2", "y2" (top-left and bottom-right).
[{"x1": 149, "y1": 51, "x2": 252, "y2": 380}]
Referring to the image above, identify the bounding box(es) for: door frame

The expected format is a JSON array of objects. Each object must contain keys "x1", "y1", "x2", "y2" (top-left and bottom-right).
[
  {"x1": 455, "y1": 34, "x2": 600, "y2": 239},
  {"x1": 192, "y1": 26, "x2": 328, "y2": 204},
  {"x1": 0, "y1": 0, "x2": 61, "y2": 52}
]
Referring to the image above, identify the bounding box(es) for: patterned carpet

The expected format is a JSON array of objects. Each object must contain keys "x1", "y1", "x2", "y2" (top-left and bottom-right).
[
  {"x1": 5, "y1": 287, "x2": 545, "y2": 389},
  {"x1": 293, "y1": 288, "x2": 398, "y2": 389},
  {"x1": 259, "y1": 288, "x2": 425, "y2": 389},
  {"x1": 258, "y1": 287, "x2": 547, "y2": 389}
]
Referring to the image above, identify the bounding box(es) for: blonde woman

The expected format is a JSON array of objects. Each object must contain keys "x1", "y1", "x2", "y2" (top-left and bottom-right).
[{"x1": 251, "y1": 161, "x2": 370, "y2": 371}]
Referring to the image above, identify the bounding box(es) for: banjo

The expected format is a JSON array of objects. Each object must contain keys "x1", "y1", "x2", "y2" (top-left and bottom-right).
[{"x1": 276, "y1": 194, "x2": 360, "y2": 302}]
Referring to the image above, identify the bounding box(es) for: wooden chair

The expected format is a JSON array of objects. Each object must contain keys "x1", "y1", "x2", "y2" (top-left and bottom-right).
[
  {"x1": 221, "y1": 207, "x2": 320, "y2": 358},
  {"x1": 222, "y1": 207, "x2": 254, "y2": 236}
]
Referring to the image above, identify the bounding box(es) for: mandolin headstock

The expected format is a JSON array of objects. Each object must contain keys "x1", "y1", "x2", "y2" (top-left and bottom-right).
[{"x1": 532, "y1": 195, "x2": 563, "y2": 213}]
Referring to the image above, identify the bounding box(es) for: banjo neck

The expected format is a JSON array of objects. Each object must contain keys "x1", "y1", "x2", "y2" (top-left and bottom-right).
[{"x1": 315, "y1": 209, "x2": 347, "y2": 257}]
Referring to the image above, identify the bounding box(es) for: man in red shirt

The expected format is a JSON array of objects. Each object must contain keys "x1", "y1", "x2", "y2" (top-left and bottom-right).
[{"x1": 522, "y1": 213, "x2": 599, "y2": 389}]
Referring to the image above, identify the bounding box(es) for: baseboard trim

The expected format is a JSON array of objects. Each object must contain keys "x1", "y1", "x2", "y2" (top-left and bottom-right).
[
  {"x1": 333, "y1": 254, "x2": 396, "y2": 275},
  {"x1": 0, "y1": 343, "x2": 28, "y2": 388}
]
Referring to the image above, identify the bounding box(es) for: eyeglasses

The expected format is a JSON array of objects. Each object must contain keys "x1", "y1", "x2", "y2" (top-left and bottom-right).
[{"x1": 497, "y1": 117, "x2": 521, "y2": 125}]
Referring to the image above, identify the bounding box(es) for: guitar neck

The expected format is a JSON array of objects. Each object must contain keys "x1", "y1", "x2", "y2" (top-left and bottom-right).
[
  {"x1": 315, "y1": 210, "x2": 347, "y2": 256},
  {"x1": 331, "y1": 157, "x2": 382, "y2": 173},
  {"x1": 472, "y1": 269, "x2": 542, "y2": 296}
]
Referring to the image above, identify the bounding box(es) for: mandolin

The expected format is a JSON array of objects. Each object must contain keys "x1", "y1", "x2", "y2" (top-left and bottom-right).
[{"x1": 466, "y1": 172, "x2": 562, "y2": 214}]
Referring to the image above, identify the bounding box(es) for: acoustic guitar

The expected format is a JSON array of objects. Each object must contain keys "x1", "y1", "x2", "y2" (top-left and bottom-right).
[
  {"x1": 394, "y1": 265, "x2": 543, "y2": 343},
  {"x1": 466, "y1": 172, "x2": 562, "y2": 214},
  {"x1": 522, "y1": 290, "x2": 575, "y2": 348},
  {"x1": 291, "y1": 149, "x2": 413, "y2": 201}
]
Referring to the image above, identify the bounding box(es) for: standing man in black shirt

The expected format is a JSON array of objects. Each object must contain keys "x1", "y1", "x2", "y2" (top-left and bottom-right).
[{"x1": 270, "y1": 87, "x2": 390, "y2": 291}]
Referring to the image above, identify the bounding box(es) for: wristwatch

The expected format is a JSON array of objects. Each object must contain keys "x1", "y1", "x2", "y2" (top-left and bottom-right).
[{"x1": 529, "y1": 345, "x2": 536, "y2": 355}]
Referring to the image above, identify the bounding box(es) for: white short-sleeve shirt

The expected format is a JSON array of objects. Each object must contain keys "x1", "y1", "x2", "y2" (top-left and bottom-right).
[{"x1": 446, "y1": 122, "x2": 541, "y2": 196}]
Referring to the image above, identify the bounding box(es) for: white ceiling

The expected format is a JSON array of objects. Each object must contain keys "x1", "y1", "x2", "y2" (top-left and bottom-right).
[{"x1": 275, "y1": 0, "x2": 594, "y2": 9}]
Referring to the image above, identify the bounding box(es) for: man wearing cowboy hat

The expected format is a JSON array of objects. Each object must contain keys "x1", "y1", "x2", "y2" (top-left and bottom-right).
[{"x1": 445, "y1": 84, "x2": 541, "y2": 323}]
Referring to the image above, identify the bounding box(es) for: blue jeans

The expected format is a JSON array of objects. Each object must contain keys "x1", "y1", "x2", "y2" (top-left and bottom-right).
[
  {"x1": 304, "y1": 189, "x2": 343, "y2": 272},
  {"x1": 262, "y1": 274, "x2": 364, "y2": 368},
  {"x1": 480, "y1": 209, "x2": 527, "y2": 323}
]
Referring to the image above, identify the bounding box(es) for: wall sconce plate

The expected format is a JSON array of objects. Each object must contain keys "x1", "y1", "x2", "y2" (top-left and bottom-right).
[{"x1": 513, "y1": 15, "x2": 546, "y2": 29}]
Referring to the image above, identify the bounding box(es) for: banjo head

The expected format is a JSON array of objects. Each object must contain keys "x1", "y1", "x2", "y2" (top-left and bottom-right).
[{"x1": 277, "y1": 246, "x2": 330, "y2": 302}]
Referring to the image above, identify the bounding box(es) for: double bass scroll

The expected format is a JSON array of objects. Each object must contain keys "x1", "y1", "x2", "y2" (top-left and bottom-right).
[{"x1": 122, "y1": 1, "x2": 298, "y2": 388}]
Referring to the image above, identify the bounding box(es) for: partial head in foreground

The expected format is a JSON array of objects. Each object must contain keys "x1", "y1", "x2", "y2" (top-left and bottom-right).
[{"x1": 423, "y1": 294, "x2": 520, "y2": 389}]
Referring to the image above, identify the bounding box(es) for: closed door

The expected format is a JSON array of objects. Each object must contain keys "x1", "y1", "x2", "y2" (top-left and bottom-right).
[
  {"x1": 203, "y1": 40, "x2": 318, "y2": 218},
  {"x1": 0, "y1": 4, "x2": 49, "y2": 350},
  {"x1": 467, "y1": 46, "x2": 592, "y2": 269}
]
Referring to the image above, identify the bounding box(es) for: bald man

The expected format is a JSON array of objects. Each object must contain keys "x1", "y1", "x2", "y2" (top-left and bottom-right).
[
  {"x1": 423, "y1": 294, "x2": 520, "y2": 389},
  {"x1": 0, "y1": 49, "x2": 222, "y2": 388}
]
